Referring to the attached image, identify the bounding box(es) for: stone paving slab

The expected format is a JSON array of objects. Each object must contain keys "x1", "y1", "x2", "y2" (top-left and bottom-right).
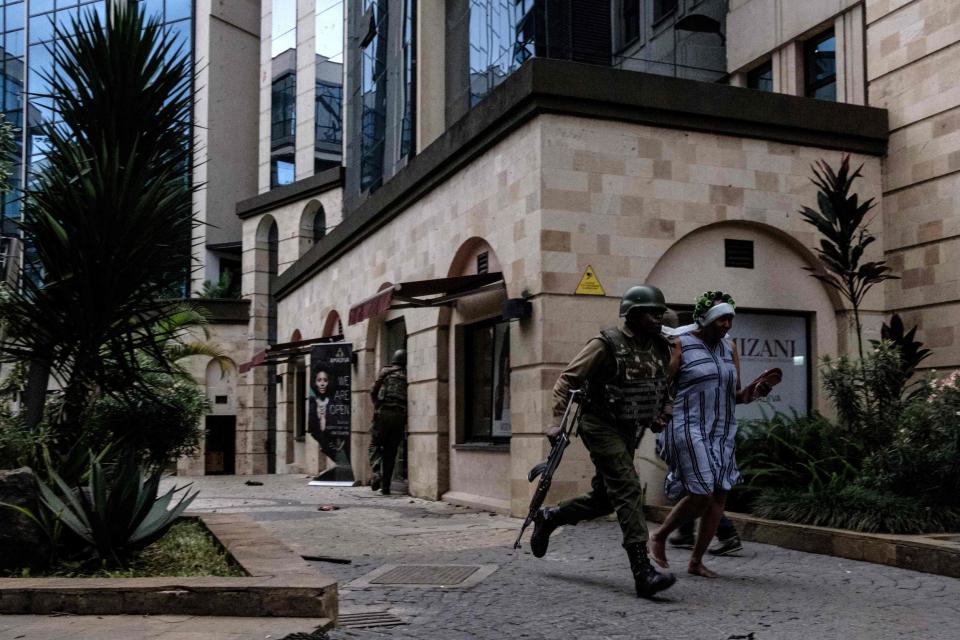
[{"x1": 0, "y1": 614, "x2": 330, "y2": 640}]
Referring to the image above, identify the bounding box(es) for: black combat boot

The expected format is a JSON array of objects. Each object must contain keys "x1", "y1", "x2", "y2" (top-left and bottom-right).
[
  {"x1": 530, "y1": 507, "x2": 562, "y2": 558},
  {"x1": 626, "y1": 542, "x2": 676, "y2": 598}
]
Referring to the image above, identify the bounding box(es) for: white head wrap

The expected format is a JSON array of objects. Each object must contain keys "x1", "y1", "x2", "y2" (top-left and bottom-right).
[{"x1": 697, "y1": 302, "x2": 736, "y2": 327}]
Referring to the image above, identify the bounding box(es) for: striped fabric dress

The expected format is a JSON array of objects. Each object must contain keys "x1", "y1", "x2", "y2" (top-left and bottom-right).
[{"x1": 663, "y1": 333, "x2": 740, "y2": 496}]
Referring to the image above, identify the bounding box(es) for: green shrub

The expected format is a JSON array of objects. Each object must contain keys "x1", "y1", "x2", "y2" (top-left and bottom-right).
[
  {"x1": 734, "y1": 410, "x2": 862, "y2": 507},
  {"x1": 859, "y1": 376, "x2": 960, "y2": 508},
  {"x1": 753, "y1": 485, "x2": 960, "y2": 534},
  {"x1": 85, "y1": 372, "x2": 207, "y2": 467}
]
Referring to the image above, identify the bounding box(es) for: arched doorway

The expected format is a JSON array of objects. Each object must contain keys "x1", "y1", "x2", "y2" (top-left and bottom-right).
[{"x1": 444, "y1": 237, "x2": 512, "y2": 512}]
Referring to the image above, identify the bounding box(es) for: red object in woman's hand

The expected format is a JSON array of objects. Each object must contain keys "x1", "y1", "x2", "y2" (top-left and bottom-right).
[{"x1": 745, "y1": 367, "x2": 783, "y2": 401}]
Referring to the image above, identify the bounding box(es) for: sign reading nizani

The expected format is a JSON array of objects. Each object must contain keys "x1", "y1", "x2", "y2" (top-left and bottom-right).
[
  {"x1": 732, "y1": 313, "x2": 809, "y2": 422},
  {"x1": 309, "y1": 343, "x2": 353, "y2": 475}
]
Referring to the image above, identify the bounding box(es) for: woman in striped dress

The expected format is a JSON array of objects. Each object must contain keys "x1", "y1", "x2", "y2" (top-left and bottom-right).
[{"x1": 649, "y1": 291, "x2": 769, "y2": 578}]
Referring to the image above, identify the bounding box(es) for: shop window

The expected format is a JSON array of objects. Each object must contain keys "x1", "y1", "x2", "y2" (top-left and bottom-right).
[
  {"x1": 619, "y1": 0, "x2": 640, "y2": 49},
  {"x1": 464, "y1": 318, "x2": 511, "y2": 442},
  {"x1": 804, "y1": 29, "x2": 836, "y2": 101},
  {"x1": 653, "y1": 0, "x2": 677, "y2": 24},
  {"x1": 747, "y1": 61, "x2": 773, "y2": 92}
]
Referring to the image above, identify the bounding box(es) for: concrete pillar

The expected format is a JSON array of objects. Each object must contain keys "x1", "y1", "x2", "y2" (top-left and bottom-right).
[
  {"x1": 772, "y1": 41, "x2": 802, "y2": 96},
  {"x1": 835, "y1": 5, "x2": 865, "y2": 105},
  {"x1": 295, "y1": 0, "x2": 317, "y2": 181},
  {"x1": 416, "y1": 0, "x2": 445, "y2": 152}
]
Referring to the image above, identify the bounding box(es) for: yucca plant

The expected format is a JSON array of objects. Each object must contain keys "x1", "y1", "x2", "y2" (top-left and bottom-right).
[{"x1": 33, "y1": 451, "x2": 196, "y2": 567}]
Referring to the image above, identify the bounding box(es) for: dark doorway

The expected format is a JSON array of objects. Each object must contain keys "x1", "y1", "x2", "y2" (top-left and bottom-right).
[
  {"x1": 385, "y1": 317, "x2": 409, "y2": 485},
  {"x1": 205, "y1": 415, "x2": 236, "y2": 475}
]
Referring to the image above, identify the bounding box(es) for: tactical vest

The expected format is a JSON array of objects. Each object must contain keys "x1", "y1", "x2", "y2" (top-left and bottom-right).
[
  {"x1": 587, "y1": 328, "x2": 669, "y2": 432},
  {"x1": 377, "y1": 366, "x2": 407, "y2": 412}
]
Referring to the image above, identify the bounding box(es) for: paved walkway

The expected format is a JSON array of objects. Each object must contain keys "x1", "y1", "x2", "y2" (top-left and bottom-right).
[{"x1": 3, "y1": 474, "x2": 960, "y2": 639}]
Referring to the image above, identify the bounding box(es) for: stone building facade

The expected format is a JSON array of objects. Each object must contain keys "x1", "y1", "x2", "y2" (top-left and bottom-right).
[
  {"x1": 177, "y1": 0, "x2": 960, "y2": 520},
  {"x1": 236, "y1": 52, "x2": 886, "y2": 513}
]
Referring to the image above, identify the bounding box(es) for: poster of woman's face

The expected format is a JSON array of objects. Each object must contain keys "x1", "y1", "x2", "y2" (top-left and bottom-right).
[{"x1": 308, "y1": 344, "x2": 353, "y2": 469}]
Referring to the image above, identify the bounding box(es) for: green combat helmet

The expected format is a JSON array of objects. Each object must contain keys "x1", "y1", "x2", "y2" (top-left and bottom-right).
[
  {"x1": 391, "y1": 349, "x2": 407, "y2": 366},
  {"x1": 619, "y1": 285, "x2": 667, "y2": 317}
]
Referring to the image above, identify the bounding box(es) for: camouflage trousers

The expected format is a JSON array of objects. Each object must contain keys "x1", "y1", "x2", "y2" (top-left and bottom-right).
[
  {"x1": 555, "y1": 415, "x2": 649, "y2": 548},
  {"x1": 369, "y1": 408, "x2": 406, "y2": 490}
]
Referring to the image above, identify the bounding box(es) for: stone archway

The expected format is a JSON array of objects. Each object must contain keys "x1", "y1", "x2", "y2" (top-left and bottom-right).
[{"x1": 443, "y1": 237, "x2": 512, "y2": 513}]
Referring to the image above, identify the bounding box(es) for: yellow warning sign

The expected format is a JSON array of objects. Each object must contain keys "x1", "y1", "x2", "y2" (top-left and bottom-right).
[{"x1": 575, "y1": 265, "x2": 606, "y2": 296}]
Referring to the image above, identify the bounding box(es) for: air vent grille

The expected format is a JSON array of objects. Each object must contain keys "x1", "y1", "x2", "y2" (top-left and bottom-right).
[{"x1": 725, "y1": 239, "x2": 754, "y2": 269}]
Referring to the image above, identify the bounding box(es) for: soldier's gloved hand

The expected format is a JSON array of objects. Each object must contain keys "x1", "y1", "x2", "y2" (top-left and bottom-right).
[{"x1": 544, "y1": 425, "x2": 562, "y2": 444}]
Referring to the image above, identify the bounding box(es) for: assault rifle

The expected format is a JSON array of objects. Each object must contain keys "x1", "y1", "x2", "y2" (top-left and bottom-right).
[{"x1": 513, "y1": 388, "x2": 585, "y2": 549}]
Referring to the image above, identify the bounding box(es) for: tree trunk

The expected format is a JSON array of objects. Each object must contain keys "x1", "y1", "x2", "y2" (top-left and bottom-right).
[{"x1": 22, "y1": 359, "x2": 50, "y2": 431}]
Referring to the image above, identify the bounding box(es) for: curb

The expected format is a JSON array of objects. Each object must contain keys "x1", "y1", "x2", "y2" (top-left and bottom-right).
[
  {"x1": 0, "y1": 512, "x2": 338, "y2": 619},
  {"x1": 645, "y1": 505, "x2": 960, "y2": 578}
]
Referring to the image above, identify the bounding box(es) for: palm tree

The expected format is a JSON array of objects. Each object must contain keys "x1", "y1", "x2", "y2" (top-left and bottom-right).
[{"x1": 0, "y1": 4, "x2": 198, "y2": 448}]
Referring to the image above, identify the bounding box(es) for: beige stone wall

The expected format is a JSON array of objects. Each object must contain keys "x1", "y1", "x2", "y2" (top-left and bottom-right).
[
  {"x1": 271, "y1": 113, "x2": 882, "y2": 514},
  {"x1": 237, "y1": 186, "x2": 343, "y2": 474},
  {"x1": 727, "y1": 0, "x2": 862, "y2": 72},
  {"x1": 867, "y1": 0, "x2": 960, "y2": 370},
  {"x1": 191, "y1": 0, "x2": 260, "y2": 290},
  {"x1": 727, "y1": 1, "x2": 865, "y2": 106},
  {"x1": 175, "y1": 321, "x2": 250, "y2": 476}
]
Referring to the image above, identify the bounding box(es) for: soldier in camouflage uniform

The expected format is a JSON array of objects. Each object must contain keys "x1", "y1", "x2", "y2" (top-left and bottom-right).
[
  {"x1": 531, "y1": 285, "x2": 677, "y2": 598},
  {"x1": 369, "y1": 349, "x2": 407, "y2": 495}
]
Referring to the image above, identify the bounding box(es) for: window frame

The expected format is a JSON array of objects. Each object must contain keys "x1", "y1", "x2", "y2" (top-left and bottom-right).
[
  {"x1": 617, "y1": 0, "x2": 641, "y2": 51},
  {"x1": 652, "y1": 0, "x2": 678, "y2": 26},
  {"x1": 463, "y1": 316, "x2": 512, "y2": 444},
  {"x1": 803, "y1": 28, "x2": 837, "y2": 101},
  {"x1": 747, "y1": 60, "x2": 773, "y2": 92}
]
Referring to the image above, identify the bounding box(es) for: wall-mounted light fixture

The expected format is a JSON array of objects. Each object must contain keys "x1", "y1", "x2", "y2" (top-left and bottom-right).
[{"x1": 502, "y1": 297, "x2": 533, "y2": 321}]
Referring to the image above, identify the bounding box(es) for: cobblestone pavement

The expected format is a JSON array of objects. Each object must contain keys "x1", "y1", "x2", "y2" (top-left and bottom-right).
[
  {"x1": 3, "y1": 474, "x2": 959, "y2": 640},
  {"x1": 183, "y1": 475, "x2": 960, "y2": 640}
]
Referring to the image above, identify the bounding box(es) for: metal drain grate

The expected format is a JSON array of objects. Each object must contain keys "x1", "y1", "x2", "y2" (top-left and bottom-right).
[
  {"x1": 338, "y1": 611, "x2": 405, "y2": 629},
  {"x1": 370, "y1": 564, "x2": 479, "y2": 585}
]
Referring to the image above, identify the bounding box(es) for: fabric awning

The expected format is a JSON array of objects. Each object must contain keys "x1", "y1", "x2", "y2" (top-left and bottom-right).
[
  {"x1": 238, "y1": 335, "x2": 346, "y2": 373},
  {"x1": 348, "y1": 272, "x2": 504, "y2": 325}
]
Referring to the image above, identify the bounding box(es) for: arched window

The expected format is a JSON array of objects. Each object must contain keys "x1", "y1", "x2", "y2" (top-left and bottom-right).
[{"x1": 313, "y1": 205, "x2": 326, "y2": 241}]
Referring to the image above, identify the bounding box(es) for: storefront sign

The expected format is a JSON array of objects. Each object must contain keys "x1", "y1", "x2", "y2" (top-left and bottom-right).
[
  {"x1": 732, "y1": 312, "x2": 809, "y2": 421},
  {"x1": 309, "y1": 343, "x2": 353, "y2": 473}
]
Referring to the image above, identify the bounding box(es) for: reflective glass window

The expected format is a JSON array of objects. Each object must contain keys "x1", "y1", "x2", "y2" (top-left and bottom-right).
[
  {"x1": 804, "y1": 30, "x2": 836, "y2": 101},
  {"x1": 315, "y1": 80, "x2": 341, "y2": 145}
]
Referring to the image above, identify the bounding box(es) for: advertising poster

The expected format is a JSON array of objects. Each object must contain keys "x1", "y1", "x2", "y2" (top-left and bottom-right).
[
  {"x1": 732, "y1": 313, "x2": 809, "y2": 421},
  {"x1": 309, "y1": 343, "x2": 353, "y2": 476}
]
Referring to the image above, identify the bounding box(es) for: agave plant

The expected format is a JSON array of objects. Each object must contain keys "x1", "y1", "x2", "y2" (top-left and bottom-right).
[{"x1": 34, "y1": 451, "x2": 197, "y2": 566}]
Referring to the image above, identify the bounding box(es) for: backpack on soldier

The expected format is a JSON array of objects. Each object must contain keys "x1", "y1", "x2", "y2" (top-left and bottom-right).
[{"x1": 377, "y1": 366, "x2": 407, "y2": 413}]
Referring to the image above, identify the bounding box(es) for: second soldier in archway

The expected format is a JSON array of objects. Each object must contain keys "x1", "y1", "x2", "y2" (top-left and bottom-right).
[{"x1": 369, "y1": 349, "x2": 407, "y2": 495}]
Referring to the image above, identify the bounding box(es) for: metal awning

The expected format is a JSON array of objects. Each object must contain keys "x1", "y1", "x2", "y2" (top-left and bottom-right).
[
  {"x1": 238, "y1": 335, "x2": 346, "y2": 373},
  {"x1": 348, "y1": 272, "x2": 505, "y2": 326}
]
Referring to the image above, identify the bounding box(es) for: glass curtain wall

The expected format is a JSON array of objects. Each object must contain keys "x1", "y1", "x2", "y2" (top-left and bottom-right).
[
  {"x1": 271, "y1": 0, "x2": 296, "y2": 187},
  {"x1": 0, "y1": 1, "x2": 108, "y2": 236},
  {"x1": 314, "y1": 0, "x2": 342, "y2": 172},
  {"x1": 468, "y1": 0, "x2": 534, "y2": 107},
  {"x1": 359, "y1": 0, "x2": 387, "y2": 192}
]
